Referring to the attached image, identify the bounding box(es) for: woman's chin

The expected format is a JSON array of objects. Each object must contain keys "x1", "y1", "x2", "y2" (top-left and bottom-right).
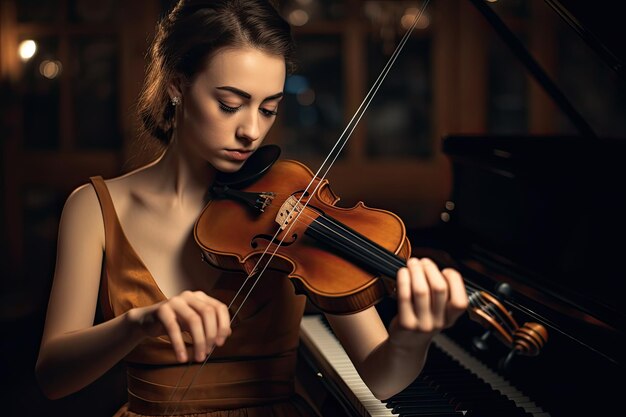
[{"x1": 211, "y1": 159, "x2": 245, "y2": 173}]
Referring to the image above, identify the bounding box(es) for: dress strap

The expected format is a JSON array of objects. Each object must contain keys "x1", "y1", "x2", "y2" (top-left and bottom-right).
[
  {"x1": 88, "y1": 175, "x2": 121, "y2": 263},
  {"x1": 89, "y1": 175, "x2": 131, "y2": 320}
]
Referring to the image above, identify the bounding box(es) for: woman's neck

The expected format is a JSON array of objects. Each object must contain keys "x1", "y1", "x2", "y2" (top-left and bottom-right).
[{"x1": 149, "y1": 136, "x2": 215, "y2": 209}]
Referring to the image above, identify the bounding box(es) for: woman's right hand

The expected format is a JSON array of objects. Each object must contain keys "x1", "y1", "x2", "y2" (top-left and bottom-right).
[{"x1": 126, "y1": 290, "x2": 232, "y2": 363}]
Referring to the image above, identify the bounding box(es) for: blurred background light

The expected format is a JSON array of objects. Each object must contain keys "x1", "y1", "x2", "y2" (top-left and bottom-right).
[{"x1": 19, "y1": 39, "x2": 37, "y2": 61}]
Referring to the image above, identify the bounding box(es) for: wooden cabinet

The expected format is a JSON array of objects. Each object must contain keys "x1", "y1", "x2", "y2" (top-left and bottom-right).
[{"x1": 0, "y1": 0, "x2": 160, "y2": 313}]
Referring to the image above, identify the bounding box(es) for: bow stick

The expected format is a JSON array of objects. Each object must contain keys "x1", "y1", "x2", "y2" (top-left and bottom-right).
[{"x1": 164, "y1": 2, "x2": 432, "y2": 414}]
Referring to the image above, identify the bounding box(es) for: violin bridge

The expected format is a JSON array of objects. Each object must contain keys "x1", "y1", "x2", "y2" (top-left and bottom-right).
[{"x1": 276, "y1": 196, "x2": 302, "y2": 230}]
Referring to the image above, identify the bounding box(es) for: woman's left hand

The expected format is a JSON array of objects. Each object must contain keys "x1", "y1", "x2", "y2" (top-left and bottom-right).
[{"x1": 389, "y1": 257, "x2": 469, "y2": 348}]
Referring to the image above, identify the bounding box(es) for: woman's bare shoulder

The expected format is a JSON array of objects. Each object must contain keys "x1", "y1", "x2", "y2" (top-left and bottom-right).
[
  {"x1": 86, "y1": 159, "x2": 161, "y2": 209},
  {"x1": 56, "y1": 181, "x2": 105, "y2": 252},
  {"x1": 64, "y1": 181, "x2": 101, "y2": 215},
  {"x1": 60, "y1": 160, "x2": 156, "y2": 231}
]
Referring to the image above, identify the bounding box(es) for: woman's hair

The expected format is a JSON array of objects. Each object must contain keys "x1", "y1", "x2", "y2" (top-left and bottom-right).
[{"x1": 137, "y1": 0, "x2": 295, "y2": 145}]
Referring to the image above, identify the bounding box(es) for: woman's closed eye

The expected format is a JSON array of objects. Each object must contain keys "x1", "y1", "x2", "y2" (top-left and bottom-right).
[
  {"x1": 218, "y1": 101, "x2": 278, "y2": 117},
  {"x1": 260, "y1": 107, "x2": 278, "y2": 117},
  {"x1": 218, "y1": 101, "x2": 241, "y2": 113}
]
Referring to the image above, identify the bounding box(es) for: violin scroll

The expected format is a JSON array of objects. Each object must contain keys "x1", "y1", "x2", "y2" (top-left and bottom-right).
[
  {"x1": 468, "y1": 289, "x2": 519, "y2": 348},
  {"x1": 466, "y1": 283, "x2": 548, "y2": 371}
]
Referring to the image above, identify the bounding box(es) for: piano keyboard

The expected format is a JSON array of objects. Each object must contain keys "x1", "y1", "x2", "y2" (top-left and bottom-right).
[{"x1": 300, "y1": 314, "x2": 551, "y2": 417}]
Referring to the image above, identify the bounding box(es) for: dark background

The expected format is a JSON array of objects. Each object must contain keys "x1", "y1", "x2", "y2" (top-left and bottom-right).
[{"x1": 1, "y1": 0, "x2": 624, "y2": 416}]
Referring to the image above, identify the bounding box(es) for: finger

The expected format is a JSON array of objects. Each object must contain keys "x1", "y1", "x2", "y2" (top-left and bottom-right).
[
  {"x1": 396, "y1": 266, "x2": 419, "y2": 328},
  {"x1": 407, "y1": 257, "x2": 432, "y2": 332},
  {"x1": 422, "y1": 258, "x2": 449, "y2": 329},
  {"x1": 172, "y1": 296, "x2": 207, "y2": 362},
  {"x1": 442, "y1": 268, "x2": 469, "y2": 327},
  {"x1": 193, "y1": 292, "x2": 232, "y2": 346},
  {"x1": 187, "y1": 295, "x2": 217, "y2": 352},
  {"x1": 156, "y1": 303, "x2": 187, "y2": 362},
  {"x1": 213, "y1": 302, "x2": 231, "y2": 346}
]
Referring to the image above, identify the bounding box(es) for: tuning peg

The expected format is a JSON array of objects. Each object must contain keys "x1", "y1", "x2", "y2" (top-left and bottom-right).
[
  {"x1": 494, "y1": 282, "x2": 513, "y2": 299},
  {"x1": 472, "y1": 329, "x2": 492, "y2": 352}
]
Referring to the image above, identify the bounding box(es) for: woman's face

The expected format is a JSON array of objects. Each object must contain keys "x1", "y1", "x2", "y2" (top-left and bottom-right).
[{"x1": 174, "y1": 47, "x2": 286, "y2": 172}]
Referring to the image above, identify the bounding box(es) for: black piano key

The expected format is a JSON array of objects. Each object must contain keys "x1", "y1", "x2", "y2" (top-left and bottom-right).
[
  {"x1": 393, "y1": 405, "x2": 457, "y2": 415},
  {"x1": 434, "y1": 382, "x2": 525, "y2": 414},
  {"x1": 387, "y1": 390, "x2": 446, "y2": 399},
  {"x1": 406, "y1": 345, "x2": 533, "y2": 417},
  {"x1": 391, "y1": 398, "x2": 455, "y2": 409},
  {"x1": 386, "y1": 395, "x2": 450, "y2": 407},
  {"x1": 398, "y1": 413, "x2": 461, "y2": 417},
  {"x1": 400, "y1": 413, "x2": 464, "y2": 417},
  {"x1": 463, "y1": 410, "x2": 533, "y2": 417}
]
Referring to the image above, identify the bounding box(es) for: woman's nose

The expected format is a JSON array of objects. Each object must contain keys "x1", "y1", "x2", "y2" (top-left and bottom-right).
[{"x1": 236, "y1": 111, "x2": 261, "y2": 142}]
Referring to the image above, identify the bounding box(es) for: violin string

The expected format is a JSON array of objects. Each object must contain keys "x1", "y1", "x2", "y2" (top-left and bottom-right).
[
  {"x1": 269, "y1": 206, "x2": 516, "y2": 335},
  {"x1": 166, "y1": 3, "x2": 432, "y2": 413},
  {"x1": 287, "y1": 205, "x2": 405, "y2": 271},
  {"x1": 289, "y1": 208, "x2": 517, "y2": 335}
]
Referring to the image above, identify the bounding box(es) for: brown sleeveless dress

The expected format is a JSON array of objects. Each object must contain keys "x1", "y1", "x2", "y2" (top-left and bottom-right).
[{"x1": 89, "y1": 176, "x2": 319, "y2": 417}]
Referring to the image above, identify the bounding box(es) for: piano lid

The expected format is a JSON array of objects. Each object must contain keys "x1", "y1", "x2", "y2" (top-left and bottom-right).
[
  {"x1": 553, "y1": 0, "x2": 626, "y2": 79},
  {"x1": 467, "y1": 0, "x2": 626, "y2": 140}
]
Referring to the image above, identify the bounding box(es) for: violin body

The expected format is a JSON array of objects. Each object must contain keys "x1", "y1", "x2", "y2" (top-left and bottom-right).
[{"x1": 194, "y1": 158, "x2": 411, "y2": 314}]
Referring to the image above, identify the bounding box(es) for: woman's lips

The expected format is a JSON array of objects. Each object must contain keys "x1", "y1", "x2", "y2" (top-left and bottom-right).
[{"x1": 224, "y1": 149, "x2": 253, "y2": 161}]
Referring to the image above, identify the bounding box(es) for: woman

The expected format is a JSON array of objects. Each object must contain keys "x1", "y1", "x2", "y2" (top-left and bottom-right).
[{"x1": 35, "y1": 1, "x2": 468, "y2": 416}]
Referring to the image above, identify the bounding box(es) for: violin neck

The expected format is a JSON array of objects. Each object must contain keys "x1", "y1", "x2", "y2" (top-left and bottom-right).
[
  {"x1": 304, "y1": 213, "x2": 407, "y2": 279},
  {"x1": 303, "y1": 213, "x2": 477, "y2": 299}
]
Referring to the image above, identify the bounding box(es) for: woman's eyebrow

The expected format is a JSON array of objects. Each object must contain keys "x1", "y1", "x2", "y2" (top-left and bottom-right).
[
  {"x1": 216, "y1": 86, "x2": 283, "y2": 102},
  {"x1": 262, "y1": 92, "x2": 284, "y2": 102},
  {"x1": 216, "y1": 86, "x2": 251, "y2": 99}
]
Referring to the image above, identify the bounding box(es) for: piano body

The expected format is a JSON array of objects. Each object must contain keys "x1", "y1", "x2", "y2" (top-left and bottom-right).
[{"x1": 297, "y1": 1, "x2": 626, "y2": 416}]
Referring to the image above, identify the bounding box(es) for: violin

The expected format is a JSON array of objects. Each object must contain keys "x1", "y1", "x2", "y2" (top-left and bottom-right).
[{"x1": 194, "y1": 145, "x2": 548, "y2": 363}]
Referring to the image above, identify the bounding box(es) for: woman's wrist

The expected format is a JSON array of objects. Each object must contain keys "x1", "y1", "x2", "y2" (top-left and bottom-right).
[
  {"x1": 124, "y1": 306, "x2": 152, "y2": 341},
  {"x1": 387, "y1": 317, "x2": 435, "y2": 353}
]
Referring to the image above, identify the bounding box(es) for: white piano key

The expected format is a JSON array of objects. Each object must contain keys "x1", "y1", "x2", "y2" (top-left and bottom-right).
[{"x1": 300, "y1": 315, "x2": 398, "y2": 416}]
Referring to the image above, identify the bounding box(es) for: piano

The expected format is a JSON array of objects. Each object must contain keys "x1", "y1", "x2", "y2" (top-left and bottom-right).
[{"x1": 296, "y1": 1, "x2": 626, "y2": 416}]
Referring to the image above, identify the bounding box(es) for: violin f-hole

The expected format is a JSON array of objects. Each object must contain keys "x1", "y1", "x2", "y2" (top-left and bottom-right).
[{"x1": 251, "y1": 233, "x2": 298, "y2": 248}]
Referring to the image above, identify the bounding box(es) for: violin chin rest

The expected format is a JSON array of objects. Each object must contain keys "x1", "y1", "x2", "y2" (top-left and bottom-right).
[{"x1": 215, "y1": 144, "x2": 281, "y2": 189}]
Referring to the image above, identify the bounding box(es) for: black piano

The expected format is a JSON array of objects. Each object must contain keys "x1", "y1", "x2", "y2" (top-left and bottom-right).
[{"x1": 297, "y1": 1, "x2": 626, "y2": 416}]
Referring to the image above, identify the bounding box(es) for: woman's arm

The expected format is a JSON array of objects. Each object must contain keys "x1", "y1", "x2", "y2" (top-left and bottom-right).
[
  {"x1": 35, "y1": 185, "x2": 231, "y2": 399},
  {"x1": 324, "y1": 257, "x2": 468, "y2": 400},
  {"x1": 35, "y1": 184, "x2": 138, "y2": 399}
]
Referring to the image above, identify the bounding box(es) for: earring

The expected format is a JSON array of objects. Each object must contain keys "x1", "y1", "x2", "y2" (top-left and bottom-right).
[{"x1": 171, "y1": 96, "x2": 181, "y2": 106}]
